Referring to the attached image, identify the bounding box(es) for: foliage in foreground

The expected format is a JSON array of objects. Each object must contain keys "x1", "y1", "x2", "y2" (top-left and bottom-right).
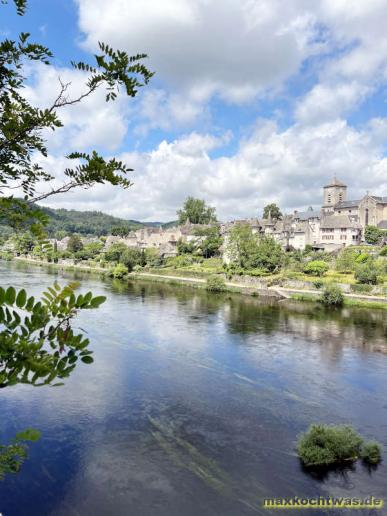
[
  {"x1": 0, "y1": 428, "x2": 41, "y2": 480},
  {"x1": 297, "y1": 424, "x2": 382, "y2": 467},
  {"x1": 206, "y1": 275, "x2": 227, "y2": 292},
  {"x1": 320, "y1": 284, "x2": 344, "y2": 306},
  {"x1": 0, "y1": 282, "x2": 105, "y2": 388}
]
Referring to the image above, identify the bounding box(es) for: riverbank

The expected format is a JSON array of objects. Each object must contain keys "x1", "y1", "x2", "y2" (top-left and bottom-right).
[{"x1": 11, "y1": 257, "x2": 387, "y2": 309}]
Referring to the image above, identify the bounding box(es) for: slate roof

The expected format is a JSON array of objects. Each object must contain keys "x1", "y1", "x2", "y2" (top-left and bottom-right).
[
  {"x1": 371, "y1": 196, "x2": 387, "y2": 204},
  {"x1": 377, "y1": 220, "x2": 387, "y2": 229},
  {"x1": 320, "y1": 214, "x2": 362, "y2": 229},
  {"x1": 335, "y1": 199, "x2": 360, "y2": 209},
  {"x1": 294, "y1": 209, "x2": 321, "y2": 220}
]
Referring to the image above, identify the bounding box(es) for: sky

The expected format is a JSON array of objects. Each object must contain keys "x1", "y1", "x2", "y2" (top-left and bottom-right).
[{"x1": 2, "y1": 0, "x2": 387, "y2": 221}]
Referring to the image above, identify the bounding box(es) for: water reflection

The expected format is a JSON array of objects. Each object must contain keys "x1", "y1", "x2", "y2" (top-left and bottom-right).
[{"x1": 0, "y1": 262, "x2": 386, "y2": 516}]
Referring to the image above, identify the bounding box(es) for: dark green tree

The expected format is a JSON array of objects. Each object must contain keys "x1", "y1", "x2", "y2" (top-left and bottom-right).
[
  {"x1": 263, "y1": 203, "x2": 282, "y2": 221},
  {"x1": 111, "y1": 225, "x2": 131, "y2": 237},
  {"x1": 177, "y1": 197, "x2": 217, "y2": 225},
  {"x1": 364, "y1": 225, "x2": 385, "y2": 245},
  {"x1": 194, "y1": 225, "x2": 223, "y2": 258},
  {"x1": 105, "y1": 242, "x2": 128, "y2": 262},
  {"x1": 120, "y1": 247, "x2": 142, "y2": 271},
  {"x1": 226, "y1": 223, "x2": 258, "y2": 268},
  {"x1": 67, "y1": 234, "x2": 83, "y2": 253}
]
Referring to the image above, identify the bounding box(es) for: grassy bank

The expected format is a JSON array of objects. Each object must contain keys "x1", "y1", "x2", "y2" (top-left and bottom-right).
[
  {"x1": 6, "y1": 257, "x2": 387, "y2": 309},
  {"x1": 290, "y1": 293, "x2": 387, "y2": 310}
]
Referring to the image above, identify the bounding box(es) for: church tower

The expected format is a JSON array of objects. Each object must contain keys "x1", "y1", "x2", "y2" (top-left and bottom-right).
[{"x1": 322, "y1": 177, "x2": 347, "y2": 214}]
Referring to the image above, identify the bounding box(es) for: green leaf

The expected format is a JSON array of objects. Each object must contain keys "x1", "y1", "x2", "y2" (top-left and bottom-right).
[
  {"x1": 16, "y1": 428, "x2": 41, "y2": 442},
  {"x1": 16, "y1": 289, "x2": 27, "y2": 308},
  {"x1": 89, "y1": 296, "x2": 106, "y2": 308},
  {"x1": 0, "y1": 287, "x2": 5, "y2": 304},
  {"x1": 5, "y1": 286, "x2": 16, "y2": 305},
  {"x1": 81, "y1": 356, "x2": 94, "y2": 364}
]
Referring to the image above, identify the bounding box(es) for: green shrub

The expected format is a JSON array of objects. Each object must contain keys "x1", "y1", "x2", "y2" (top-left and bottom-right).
[
  {"x1": 355, "y1": 252, "x2": 369, "y2": 264},
  {"x1": 206, "y1": 275, "x2": 226, "y2": 292},
  {"x1": 380, "y1": 246, "x2": 387, "y2": 256},
  {"x1": 361, "y1": 441, "x2": 382, "y2": 465},
  {"x1": 350, "y1": 283, "x2": 372, "y2": 294},
  {"x1": 120, "y1": 247, "x2": 142, "y2": 272},
  {"x1": 165, "y1": 255, "x2": 197, "y2": 268},
  {"x1": 313, "y1": 280, "x2": 323, "y2": 289},
  {"x1": 303, "y1": 260, "x2": 329, "y2": 277},
  {"x1": 355, "y1": 262, "x2": 378, "y2": 285},
  {"x1": 320, "y1": 284, "x2": 344, "y2": 306},
  {"x1": 297, "y1": 424, "x2": 363, "y2": 467},
  {"x1": 335, "y1": 248, "x2": 357, "y2": 273},
  {"x1": 109, "y1": 263, "x2": 128, "y2": 279}
]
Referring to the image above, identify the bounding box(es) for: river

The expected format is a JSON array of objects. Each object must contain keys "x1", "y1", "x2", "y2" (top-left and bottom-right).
[{"x1": 0, "y1": 261, "x2": 386, "y2": 515}]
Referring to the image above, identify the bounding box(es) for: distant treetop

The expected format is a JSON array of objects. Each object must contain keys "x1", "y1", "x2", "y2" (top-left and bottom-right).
[{"x1": 177, "y1": 197, "x2": 217, "y2": 225}]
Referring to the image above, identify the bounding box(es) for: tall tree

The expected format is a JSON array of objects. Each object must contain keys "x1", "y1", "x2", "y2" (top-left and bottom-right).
[
  {"x1": 67, "y1": 234, "x2": 84, "y2": 253},
  {"x1": 177, "y1": 197, "x2": 217, "y2": 225},
  {"x1": 226, "y1": 223, "x2": 258, "y2": 268},
  {"x1": 263, "y1": 203, "x2": 282, "y2": 221},
  {"x1": 0, "y1": 0, "x2": 152, "y2": 477}
]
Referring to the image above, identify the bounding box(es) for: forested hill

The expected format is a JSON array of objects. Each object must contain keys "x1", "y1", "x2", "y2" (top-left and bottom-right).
[{"x1": 39, "y1": 206, "x2": 175, "y2": 236}]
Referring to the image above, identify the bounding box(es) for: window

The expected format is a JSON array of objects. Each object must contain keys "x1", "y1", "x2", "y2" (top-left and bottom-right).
[
  {"x1": 340, "y1": 235, "x2": 347, "y2": 240},
  {"x1": 339, "y1": 193, "x2": 343, "y2": 202},
  {"x1": 340, "y1": 228, "x2": 346, "y2": 232},
  {"x1": 327, "y1": 194, "x2": 331, "y2": 203}
]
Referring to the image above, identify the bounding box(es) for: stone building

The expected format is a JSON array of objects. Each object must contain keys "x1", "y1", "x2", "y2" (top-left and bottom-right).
[{"x1": 221, "y1": 177, "x2": 386, "y2": 253}]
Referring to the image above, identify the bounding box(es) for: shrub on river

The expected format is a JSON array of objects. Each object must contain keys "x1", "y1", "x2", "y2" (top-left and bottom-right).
[
  {"x1": 109, "y1": 263, "x2": 128, "y2": 279},
  {"x1": 320, "y1": 284, "x2": 344, "y2": 306},
  {"x1": 297, "y1": 424, "x2": 382, "y2": 467},
  {"x1": 206, "y1": 275, "x2": 227, "y2": 292},
  {"x1": 361, "y1": 441, "x2": 382, "y2": 465}
]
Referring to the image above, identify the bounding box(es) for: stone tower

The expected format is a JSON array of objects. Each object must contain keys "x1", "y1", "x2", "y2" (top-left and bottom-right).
[{"x1": 322, "y1": 177, "x2": 347, "y2": 214}]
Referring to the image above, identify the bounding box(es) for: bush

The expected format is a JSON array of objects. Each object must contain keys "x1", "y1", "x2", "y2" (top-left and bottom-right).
[
  {"x1": 206, "y1": 275, "x2": 227, "y2": 292},
  {"x1": 105, "y1": 242, "x2": 128, "y2": 262},
  {"x1": 355, "y1": 262, "x2": 378, "y2": 285},
  {"x1": 297, "y1": 425, "x2": 363, "y2": 467},
  {"x1": 380, "y1": 246, "x2": 387, "y2": 256},
  {"x1": 109, "y1": 263, "x2": 128, "y2": 279},
  {"x1": 361, "y1": 441, "x2": 382, "y2": 465},
  {"x1": 313, "y1": 280, "x2": 323, "y2": 289},
  {"x1": 350, "y1": 283, "x2": 372, "y2": 294},
  {"x1": 320, "y1": 284, "x2": 344, "y2": 306},
  {"x1": 120, "y1": 247, "x2": 142, "y2": 272},
  {"x1": 355, "y1": 252, "x2": 369, "y2": 264},
  {"x1": 303, "y1": 260, "x2": 329, "y2": 277},
  {"x1": 335, "y1": 248, "x2": 357, "y2": 273},
  {"x1": 165, "y1": 255, "x2": 197, "y2": 268}
]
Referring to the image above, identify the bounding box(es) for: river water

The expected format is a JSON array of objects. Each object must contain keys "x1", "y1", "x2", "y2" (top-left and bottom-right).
[{"x1": 0, "y1": 261, "x2": 386, "y2": 515}]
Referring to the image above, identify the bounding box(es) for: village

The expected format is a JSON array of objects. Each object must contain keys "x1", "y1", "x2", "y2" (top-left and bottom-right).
[{"x1": 53, "y1": 177, "x2": 387, "y2": 259}]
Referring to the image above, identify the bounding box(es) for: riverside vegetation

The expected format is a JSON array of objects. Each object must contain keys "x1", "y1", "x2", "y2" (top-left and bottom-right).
[{"x1": 2, "y1": 210, "x2": 386, "y2": 308}]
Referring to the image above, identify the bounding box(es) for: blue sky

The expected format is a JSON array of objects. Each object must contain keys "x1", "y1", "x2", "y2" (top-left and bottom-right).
[{"x1": 2, "y1": 0, "x2": 387, "y2": 221}]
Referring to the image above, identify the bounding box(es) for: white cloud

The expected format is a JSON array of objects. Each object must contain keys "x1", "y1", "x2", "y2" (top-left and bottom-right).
[
  {"x1": 295, "y1": 82, "x2": 371, "y2": 125},
  {"x1": 16, "y1": 0, "x2": 387, "y2": 219},
  {"x1": 75, "y1": 0, "x2": 319, "y2": 104},
  {"x1": 40, "y1": 120, "x2": 387, "y2": 221}
]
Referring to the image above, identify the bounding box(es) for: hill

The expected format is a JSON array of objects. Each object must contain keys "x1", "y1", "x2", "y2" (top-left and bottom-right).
[{"x1": 38, "y1": 206, "x2": 175, "y2": 236}]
